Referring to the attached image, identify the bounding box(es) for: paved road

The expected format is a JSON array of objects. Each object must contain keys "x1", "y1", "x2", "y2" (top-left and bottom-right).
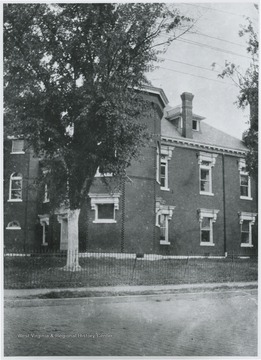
[{"x1": 4, "y1": 289, "x2": 257, "y2": 356}]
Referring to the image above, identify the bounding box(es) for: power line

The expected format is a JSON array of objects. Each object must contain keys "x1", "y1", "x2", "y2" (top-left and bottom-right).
[
  {"x1": 159, "y1": 57, "x2": 219, "y2": 73},
  {"x1": 157, "y1": 65, "x2": 235, "y2": 86},
  {"x1": 156, "y1": 35, "x2": 251, "y2": 60},
  {"x1": 159, "y1": 31, "x2": 244, "y2": 48},
  {"x1": 189, "y1": 31, "x2": 245, "y2": 48},
  {"x1": 176, "y1": 38, "x2": 252, "y2": 60},
  {"x1": 184, "y1": 3, "x2": 247, "y2": 18}
]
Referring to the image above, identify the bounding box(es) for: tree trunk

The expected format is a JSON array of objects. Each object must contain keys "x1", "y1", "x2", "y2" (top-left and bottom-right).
[{"x1": 63, "y1": 208, "x2": 81, "y2": 271}]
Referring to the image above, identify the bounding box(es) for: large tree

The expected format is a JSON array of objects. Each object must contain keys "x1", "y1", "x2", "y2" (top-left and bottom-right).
[
  {"x1": 217, "y1": 8, "x2": 258, "y2": 179},
  {"x1": 4, "y1": 3, "x2": 192, "y2": 270}
]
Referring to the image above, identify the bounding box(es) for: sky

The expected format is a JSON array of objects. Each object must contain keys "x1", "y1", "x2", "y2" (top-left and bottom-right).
[{"x1": 146, "y1": 2, "x2": 258, "y2": 140}]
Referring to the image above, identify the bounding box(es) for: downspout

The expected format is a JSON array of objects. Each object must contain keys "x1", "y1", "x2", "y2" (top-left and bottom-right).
[
  {"x1": 23, "y1": 149, "x2": 30, "y2": 252},
  {"x1": 120, "y1": 177, "x2": 125, "y2": 253},
  {"x1": 222, "y1": 153, "x2": 227, "y2": 256}
]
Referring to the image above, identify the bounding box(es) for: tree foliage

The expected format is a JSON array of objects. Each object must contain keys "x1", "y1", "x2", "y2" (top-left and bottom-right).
[
  {"x1": 4, "y1": 3, "x2": 193, "y2": 210},
  {"x1": 217, "y1": 9, "x2": 258, "y2": 179}
]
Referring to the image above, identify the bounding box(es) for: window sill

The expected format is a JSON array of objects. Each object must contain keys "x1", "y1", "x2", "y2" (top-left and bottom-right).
[
  {"x1": 200, "y1": 192, "x2": 214, "y2": 196},
  {"x1": 160, "y1": 240, "x2": 170, "y2": 245},
  {"x1": 6, "y1": 227, "x2": 21, "y2": 230},
  {"x1": 240, "y1": 244, "x2": 253, "y2": 248},
  {"x1": 160, "y1": 187, "x2": 170, "y2": 191},
  {"x1": 200, "y1": 242, "x2": 215, "y2": 246},
  {"x1": 240, "y1": 196, "x2": 253, "y2": 201},
  {"x1": 10, "y1": 152, "x2": 25, "y2": 155},
  {"x1": 7, "y1": 199, "x2": 23, "y2": 202},
  {"x1": 93, "y1": 220, "x2": 117, "y2": 224}
]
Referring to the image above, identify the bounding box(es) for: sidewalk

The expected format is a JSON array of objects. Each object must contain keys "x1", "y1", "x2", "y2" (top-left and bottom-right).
[{"x1": 4, "y1": 281, "x2": 258, "y2": 300}]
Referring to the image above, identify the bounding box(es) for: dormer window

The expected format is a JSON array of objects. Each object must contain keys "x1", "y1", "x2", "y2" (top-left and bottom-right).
[{"x1": 192, "y1": 120, "x2": 199, "y2": 131}]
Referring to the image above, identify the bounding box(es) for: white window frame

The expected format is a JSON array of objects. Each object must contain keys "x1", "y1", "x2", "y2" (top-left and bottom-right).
[
  {"x1": 8, "y1": 172, "x2": 23, "y2": 202},
  {"x1": 238, "y1": 212, "x2": 257, "y2": 247},
  {"x1": 238, "y1": 159, "x2": 252, "y2": 200},
  {"x1": 6, "y1": 220, "x2": 21, "y2": 230},
  {"x1": 160, "y1": 145, "x2": 174, "y2": 191},
  {"x1": 156, "y1": 199, "x2": 175, "y2": 245},
  {"x1": 198, "y1": 208, "x2": 219, "y2": 246},
  {"x1": 198, "y1": 152, "x2": 217, "y2": 196},
  {"x1": 39, "y1": 215, "x2": 49, "y2": 246},
  {"x1": 43, "y1": 184, "x2": 50, "y2": 203},
  {"x1": 89, "y1": 193, "x2": 120, "y2": 223},
  {"x1": 95, "y1": 167, "x2": 113, "y2": 177},
  {"x1": 192, "y1": 120, "x2": 199, "y2": 131},
  {"x1": 156, "y1": 142, "x2": 160, "y2": 184},
  {"x1": 11, "y1": 139, "x2": 25, "y2": 154}
]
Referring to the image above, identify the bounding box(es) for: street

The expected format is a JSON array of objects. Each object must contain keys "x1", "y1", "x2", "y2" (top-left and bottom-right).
[{"x1": 4, "y1": 288, "x2": 257, "y2": 356}]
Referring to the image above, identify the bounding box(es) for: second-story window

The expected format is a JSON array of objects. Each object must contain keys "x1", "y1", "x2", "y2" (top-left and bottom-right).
[
  {"x1": 11, "y1": 140, "x2": 24, "y2": 154},
  {"x1": 160, "y1": 145, "x2": 174, "y2": 191},
  {"x1": 238, "y1": 159, "x2": 252, "y2": 200},
  {"x1": 160, "y1": 157, "x2": 168, "y2": 189},
  {"x1": 9, "y1": 173, "x2": 23, "y2": 201},
  {"x1": 43, "y1": 184, "x2": 50, "y2": 203},
  {"x1": 198, "y1": 152, "x2": 217, "y2": 196}
]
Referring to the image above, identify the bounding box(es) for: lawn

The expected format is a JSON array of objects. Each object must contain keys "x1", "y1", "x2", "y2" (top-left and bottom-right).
[{"x1": 4, "y1": 254, "x2": 258, "y2": 289}]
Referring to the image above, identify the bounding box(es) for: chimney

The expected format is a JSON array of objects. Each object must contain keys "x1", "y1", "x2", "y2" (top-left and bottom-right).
[{"x1": 181, "y1": 92, "x2": 194, "y2": 138}]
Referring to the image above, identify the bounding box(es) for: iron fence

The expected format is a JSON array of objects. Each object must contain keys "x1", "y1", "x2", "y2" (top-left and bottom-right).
[{"x1": 4, "y1": 248, "x2": 258, "y2": 289}]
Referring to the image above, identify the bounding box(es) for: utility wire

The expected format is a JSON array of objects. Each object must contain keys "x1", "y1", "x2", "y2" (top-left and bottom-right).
[
  {"x1": 158, "y1": 32, "x2": 248, "y2": 58},
  {"x1": 159, "y1": 57, "x2": 219, "y2": 73},
  {"x1": 157, "y1": 65, "x2": 234, "y2": 86},
  {"x1": 176, "y1": 38, "x2": 252, "y2": 60},
  {"x1": 190, "y1": 31, "x2": 245, "y2": 48},
  {"x1": 183, "y1": 3, "x2": 247, "y2": 18}
]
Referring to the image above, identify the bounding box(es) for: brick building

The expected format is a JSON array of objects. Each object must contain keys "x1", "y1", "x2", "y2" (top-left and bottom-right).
[{"x1": 4, "y1": 86, "x2": 258, "y2": 255}]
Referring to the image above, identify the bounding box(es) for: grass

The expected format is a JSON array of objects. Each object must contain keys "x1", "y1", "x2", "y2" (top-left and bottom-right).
[{"x1": 4, "y1": 254, "x2": 258, "y2": 289}]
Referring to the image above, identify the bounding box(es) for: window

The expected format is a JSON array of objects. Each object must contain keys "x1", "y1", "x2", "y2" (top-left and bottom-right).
[
  {"x1": 238, "y1": 212, "x2": 257, "y2": 247},
  {"x1": 198, "y1": 152, "x2": 217, "y2": 196},
  {"x1": 95, "y1": 167, "x2": 113, "y2": 177},
  {"x1": 11, "y1": 139, "x2": 24, "y2": 154},
  {"x1": 156, "y1": 142, "x2": 160, "y2": 183},
  {"x1": 192, "y1": 120, "x2": 199, "y2": 131},
  {"x1": 156, "y1": 199, "x2": 175, "y2": 245},
  {"x1": 9, "y1": 173, "x2": 22, "y2": 201},
  {"x1": 89, "y1": 193, "x2": 120, "y2": 223},
  {"x1": 198, "y1": 208, "x2": 219, "y2": 246},
  {"x1": 39, "y1": 215, "x2": 49, "y2": 246},
  {"x1": 43, "y1": 184, "x2": 50, "y2": 203},
  {"x1": 6, "y1": 220, "x2": 21, "y2": 230},
  {"x1": 238, "y1": 159, "x2": 252, "y2": 200},
  {"x1": 159, "y1": 214, "x2": 168, "y2": 243},
  {"x1": 160, "y1": 145, "x2": 174, "y2": 191},
  {"x1": 160, "y1": 158, "x2": 167, "y2": 188}
]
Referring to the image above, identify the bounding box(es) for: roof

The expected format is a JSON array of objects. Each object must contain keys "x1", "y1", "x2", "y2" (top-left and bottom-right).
[
  {"x1": 165, "y1": 105, "x2": 205, "y2": 121},
  {"x1": 140, "y1": 85, "x2": 169, "y2": 106},
  {"x1": 161, "y1": 116, "x2": 247, "y2": 152}
]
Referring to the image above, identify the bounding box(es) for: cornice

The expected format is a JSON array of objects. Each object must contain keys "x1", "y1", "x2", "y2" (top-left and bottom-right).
[{"x1": 161, "y1": 135, "x2": 246, "y2": 156}]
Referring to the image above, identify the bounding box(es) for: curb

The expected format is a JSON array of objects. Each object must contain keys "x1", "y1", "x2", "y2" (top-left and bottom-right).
[{"x1": 4, "y1": 281, "x2": 257, "y2": 300}]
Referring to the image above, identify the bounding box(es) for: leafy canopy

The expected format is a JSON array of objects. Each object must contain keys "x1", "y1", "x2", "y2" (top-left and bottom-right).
[
  {"x1": 217, "y1": 8, "x2": 258, "y2": 179},
  {"x1": 4, "y1": 3, "x2": 192, "y2": 209}
]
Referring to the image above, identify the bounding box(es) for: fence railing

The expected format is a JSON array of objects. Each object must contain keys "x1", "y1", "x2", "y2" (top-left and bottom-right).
[{"x1": 4, "y1": 249, "x2": 258, "y2": 289}]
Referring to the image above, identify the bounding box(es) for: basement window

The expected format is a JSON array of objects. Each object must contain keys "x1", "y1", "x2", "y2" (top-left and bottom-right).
[{"x1": 6, "y1": 220, "x2": 21, "y2": 230}]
